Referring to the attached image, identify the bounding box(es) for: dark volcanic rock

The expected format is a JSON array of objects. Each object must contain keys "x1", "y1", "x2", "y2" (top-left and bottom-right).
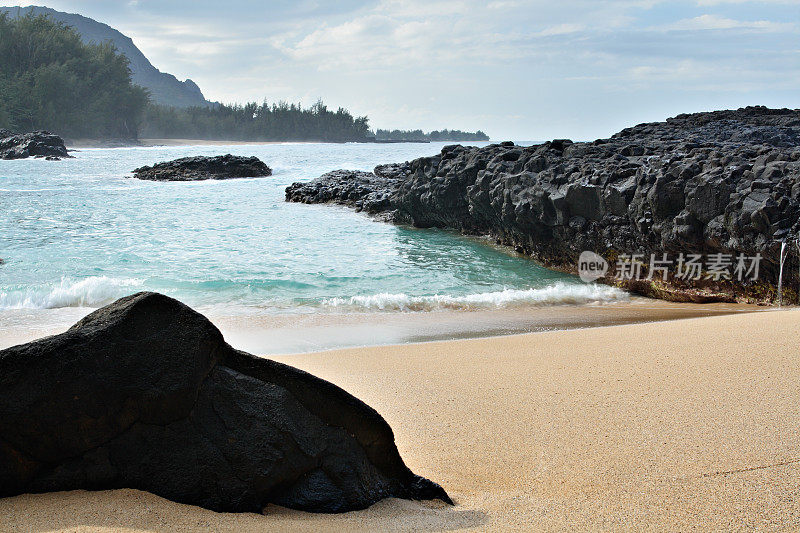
[
  {"x1": 0, "y1": 130, "x2": 71, "y2": 160},
  {"x1": 0, "y1": 292, "x2": 451, "y2": 513},
  {"x1": 133, "y1": 155, "x2": 272, "y2": 181},
  {"x1": 286, "y1": 107, "x2": 800, "y2": 303},
  {"x1": 286, "y1": 169, "x2": 407, "y2": 216}
]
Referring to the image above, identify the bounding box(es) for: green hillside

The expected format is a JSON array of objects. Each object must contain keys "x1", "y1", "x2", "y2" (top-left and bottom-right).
[
  {"x1": 0, "y1": 5, "x2": 211, "y2": 109},
  {"x1": 0, "y1": 12, "x2": 147, "y2": 139}
]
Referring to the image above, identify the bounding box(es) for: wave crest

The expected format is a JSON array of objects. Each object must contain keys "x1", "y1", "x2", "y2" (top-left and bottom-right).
[
  {"x1": 322, "y1": 283, "x2": 628, "y2": 311},
  {"x1": 0, "y1": 277, "x2": 144, "y2": 309}
]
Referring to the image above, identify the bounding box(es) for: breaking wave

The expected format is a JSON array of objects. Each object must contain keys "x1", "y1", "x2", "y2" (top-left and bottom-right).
[
  {"x1": 0, "y1": 276, "x2": 145, "y2": 309},
  {"x1": 322, "y1": 282, "x2": 628, "y2": 312},
  {"x1": 0, "y1": 278, "x2": 629, "y2": 314}
]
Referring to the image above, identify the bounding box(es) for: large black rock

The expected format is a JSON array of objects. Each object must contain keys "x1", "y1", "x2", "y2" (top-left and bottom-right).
[
  {"x1": 287, "y1": 107, "x2": 800, "y2": 302},
  {"x1": 132, "y1": 155, "x2": 272, "y2": 181},
  {"x1": 0, "y1": 130, "x2": 71, "y2": 160},
  {"x1": 0, "y1": 292, "x2": 451, "y2": 513}
]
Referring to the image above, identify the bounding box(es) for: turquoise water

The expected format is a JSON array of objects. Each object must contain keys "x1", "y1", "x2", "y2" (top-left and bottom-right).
[{"x1": 1, "y1": 142, "x2": 625, "y2": 320}]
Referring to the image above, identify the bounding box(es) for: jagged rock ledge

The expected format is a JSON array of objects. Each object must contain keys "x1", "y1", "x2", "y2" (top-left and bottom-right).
[
  {"x1": 287, "y1": 107, "x2": 800, "y2": 304},
  {"x1": 0, "y1": 129, "x2": 71, "y2": 160},
  {"x1": 0, "y1": 292, "x2": 451, "y2": 513},
  {"x1": 132, "y1": 154, "x2": 272, "y2": 181}
]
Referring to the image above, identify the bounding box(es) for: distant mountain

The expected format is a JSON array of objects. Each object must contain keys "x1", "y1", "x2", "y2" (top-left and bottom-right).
[{"x1": 0, "y1": 5, "x2": 211, "y2": 108}]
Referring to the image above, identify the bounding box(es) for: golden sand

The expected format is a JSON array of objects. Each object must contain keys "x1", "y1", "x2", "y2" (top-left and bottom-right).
[{"x1": 2, "y1": 309, "x2": 799, "y2": 531}]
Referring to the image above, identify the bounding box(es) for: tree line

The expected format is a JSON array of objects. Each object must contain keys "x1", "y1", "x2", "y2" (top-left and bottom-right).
[
  {"x1": 141, "y1": 100, "x2": 372, "y2": 142},
  {"x1": 375, "y1": 129, "x2": 489, "y2": 142},
  {"x1": 0, "y1": 13, "x2": 488, "y2": 142}
]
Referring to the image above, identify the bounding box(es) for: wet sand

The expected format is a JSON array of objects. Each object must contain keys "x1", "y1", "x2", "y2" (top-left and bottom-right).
[
  {"x1": 213, "y1": 299, "x2": 762, "y2": 354},
  {"x1": 2, "y1": 308, "x2": 799, "y2": 531},
  {"x1": 0, "y1": 298, "x2": 763, "y2": 353}
]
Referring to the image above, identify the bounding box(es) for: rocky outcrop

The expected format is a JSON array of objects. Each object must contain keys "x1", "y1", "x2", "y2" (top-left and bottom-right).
[
  {"x1": 0, "y1": 292, "x2": 451, "y2": 513},
  {"x1": 287, "y1": 107, "x2": 800, "y2": 303},
  {"x1": 0, "y1": 130, "x2": 71, "y2": 160},
  {"x1": 286, "y1": 169, "x2": 404, "y2": 220},
  {"x1": 132, "y1": 155, "x2": 272, "y2": 181}
]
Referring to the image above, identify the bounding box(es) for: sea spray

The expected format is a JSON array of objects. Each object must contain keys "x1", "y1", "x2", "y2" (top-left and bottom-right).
[{"x1": 0, "y1": 277, "x2": 144, "y2": 309}]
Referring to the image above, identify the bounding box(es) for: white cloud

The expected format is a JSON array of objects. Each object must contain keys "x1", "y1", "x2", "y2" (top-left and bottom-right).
[
  {"x1": 273, "y1": 1, "x2": 512, "y2": 71},
  {"x1": 271, "y1": 0, "x2": 644, "y2": 71},
  {"x1": 696, "y1": 0, "x2": 797, "y2": 5},
  {"x1": 538, "y1": 23, "x2": 586, "y2": 36},
  {"x1": 666, "y1": 13, "x2": 796, "y2": 31}
]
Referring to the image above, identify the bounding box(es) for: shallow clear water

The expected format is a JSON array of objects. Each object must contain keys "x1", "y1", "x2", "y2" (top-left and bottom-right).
[{"x1": 0, "y1": 142, "x2": 626, "y2": 322}]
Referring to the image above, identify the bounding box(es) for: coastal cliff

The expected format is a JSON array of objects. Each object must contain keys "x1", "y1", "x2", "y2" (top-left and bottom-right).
[{"x1": 287, "y1": 107, "x2": 800, "y2": 303}]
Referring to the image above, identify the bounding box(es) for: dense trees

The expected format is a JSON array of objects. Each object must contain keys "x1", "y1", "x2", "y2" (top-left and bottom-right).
[
  {"x1": 141, "y1": 104, "x2": 491, "y2": 143},
  {"x1": 375, "y1": 128, "x2": 489, "y2": 142},
  {"x1": 0, "y1": 13, "x2": 148, "y2": 138},
  {"x1": 141, "y1": 100, "x2": 372, "y2": 142},
  {"x1": 141, "y1": 106, "x2": 491, "y2": 143}
]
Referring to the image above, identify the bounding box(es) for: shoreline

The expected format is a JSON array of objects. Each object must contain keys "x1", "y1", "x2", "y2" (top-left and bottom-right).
[
  {"x1": 66, "y1": 138, "x2": 468, "y2": 148},
  {"x1": 0, "y1": 298, "x2": 765, "y2": 353},
  {"x1": 66, "y1": 138, "x2": 323, "y2": 148},
  {"x1": 2, "y1": 309, "x2": 798, "y2": 530},
  {"x1": 212, "y1": 299, "x2": 764, "y2": 354},
  {"x1": 139, "y1": 138, "x2": 322, "y2": 147}
]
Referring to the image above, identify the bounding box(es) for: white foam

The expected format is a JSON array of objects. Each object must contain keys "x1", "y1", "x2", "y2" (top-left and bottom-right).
[
  {"x1": 0, "y1": 278, "x2": 629, "y2": 313},
  {"x1": 322, "y1": 282, "x2": 628, "y2": 312},
  {"x1": 0, "y1": 276, "x2": 144, "y2": 309}
]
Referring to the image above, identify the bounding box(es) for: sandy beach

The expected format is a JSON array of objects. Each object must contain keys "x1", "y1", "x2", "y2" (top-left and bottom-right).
[{"x1": 2, "y1": 308, "x2": 798, "y2": 531}]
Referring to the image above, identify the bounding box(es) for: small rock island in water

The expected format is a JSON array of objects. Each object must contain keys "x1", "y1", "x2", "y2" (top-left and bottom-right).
[
  {"x1": 0, "y1": 129, "x2": 71, "y2": 160},
  {"x1": 132, "y1": 154, "x2": 272, "y2": 181}
]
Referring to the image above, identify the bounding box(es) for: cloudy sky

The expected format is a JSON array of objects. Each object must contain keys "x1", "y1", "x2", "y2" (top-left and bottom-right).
[{"x1": 6, "y1": 1, "x2": 799, "y2": 139}]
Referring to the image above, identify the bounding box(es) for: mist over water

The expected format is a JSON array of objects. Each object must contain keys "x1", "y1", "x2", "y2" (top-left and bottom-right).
[{"x1": 1, "y1": 141, "x2": 627, "y2": 323}]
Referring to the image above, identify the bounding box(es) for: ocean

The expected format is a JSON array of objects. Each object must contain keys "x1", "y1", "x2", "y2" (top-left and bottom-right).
[{"x1": 0, "y1": 141, "x2": 628, "y2": 351}]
